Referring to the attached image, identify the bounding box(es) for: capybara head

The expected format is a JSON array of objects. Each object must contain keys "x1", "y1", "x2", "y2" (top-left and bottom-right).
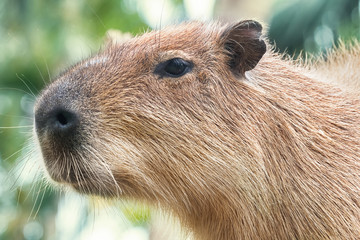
[{"x1": 34, "y1": 20, "x2": 266, "y2": 201}]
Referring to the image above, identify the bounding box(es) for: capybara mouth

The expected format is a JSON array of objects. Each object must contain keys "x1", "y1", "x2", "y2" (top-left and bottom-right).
[
  {"x1": 41, "y1": 154, "x2": 89, "y2": 185},
  {"x1": 42, "y1": 152, "x2": 119, "y2": 196},
  {"x1": 49, "y1": 165, "x2": 88, "y2": 184}
]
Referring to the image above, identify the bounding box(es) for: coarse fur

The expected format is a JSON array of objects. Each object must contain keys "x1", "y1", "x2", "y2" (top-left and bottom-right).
[
  {"x1": 311, "y1": 40, "x2": 360, "y2": 94},
  {"x1": 34, "y1": 21, "x2": 360, "y2": 239}
]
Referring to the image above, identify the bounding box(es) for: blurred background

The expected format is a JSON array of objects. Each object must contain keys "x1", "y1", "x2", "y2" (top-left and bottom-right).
[{"x1": 0, "y1": 0, "x2": 359, "y2": 239}]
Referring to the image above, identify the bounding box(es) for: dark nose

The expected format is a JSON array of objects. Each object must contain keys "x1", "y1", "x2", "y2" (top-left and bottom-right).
[
  {"x1": 35, "y1": 105, "x2": 79, "y2": 139},
  {"x1": 52, "y1": 108, "x2": 78, "y2": 131}
]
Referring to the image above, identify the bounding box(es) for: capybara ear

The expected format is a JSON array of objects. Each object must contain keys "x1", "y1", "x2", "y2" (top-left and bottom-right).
[{"x1": 221, "y1": 20, "x2": 266, "y2": 76}]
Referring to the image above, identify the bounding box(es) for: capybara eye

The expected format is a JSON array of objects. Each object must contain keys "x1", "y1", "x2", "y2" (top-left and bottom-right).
[{"x1": 154, "y1": 58, "x2": 193, "y2": 78}]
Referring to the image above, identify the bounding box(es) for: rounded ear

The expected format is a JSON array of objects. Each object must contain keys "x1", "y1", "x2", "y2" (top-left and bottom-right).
[{"x1": 221, "y1": 20, "x2": 266, "y2": 76}]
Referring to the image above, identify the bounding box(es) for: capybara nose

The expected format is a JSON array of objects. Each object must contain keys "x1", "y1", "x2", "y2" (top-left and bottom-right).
[{"x1": 35, "y1": 105, "x2": 79, "y2": 139}]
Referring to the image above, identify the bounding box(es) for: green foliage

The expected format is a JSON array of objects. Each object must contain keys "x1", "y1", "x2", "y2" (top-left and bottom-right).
[
  {"x1": 121, "y1": 202, "x2": 151, "y2": 226},
  {"x1": 268, "y1": 0, "x2": 359, "y2": 56}
]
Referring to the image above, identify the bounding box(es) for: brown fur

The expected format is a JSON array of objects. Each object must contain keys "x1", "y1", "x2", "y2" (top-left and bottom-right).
[
  {"x1": 311, "y1": 41, "x2": 360, "y2": 94},
  {"x1": 34, "y1": 21, "x2": 360, "y2": 239}
]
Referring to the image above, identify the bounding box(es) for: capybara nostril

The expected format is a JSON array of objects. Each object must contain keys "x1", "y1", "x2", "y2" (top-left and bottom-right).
[
  {"x1": 53, "y1": 109, "x2": 77, "y2": 130},
  {"x1": 35, "y1": 106, "x2": 79, "y2": 138}
]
